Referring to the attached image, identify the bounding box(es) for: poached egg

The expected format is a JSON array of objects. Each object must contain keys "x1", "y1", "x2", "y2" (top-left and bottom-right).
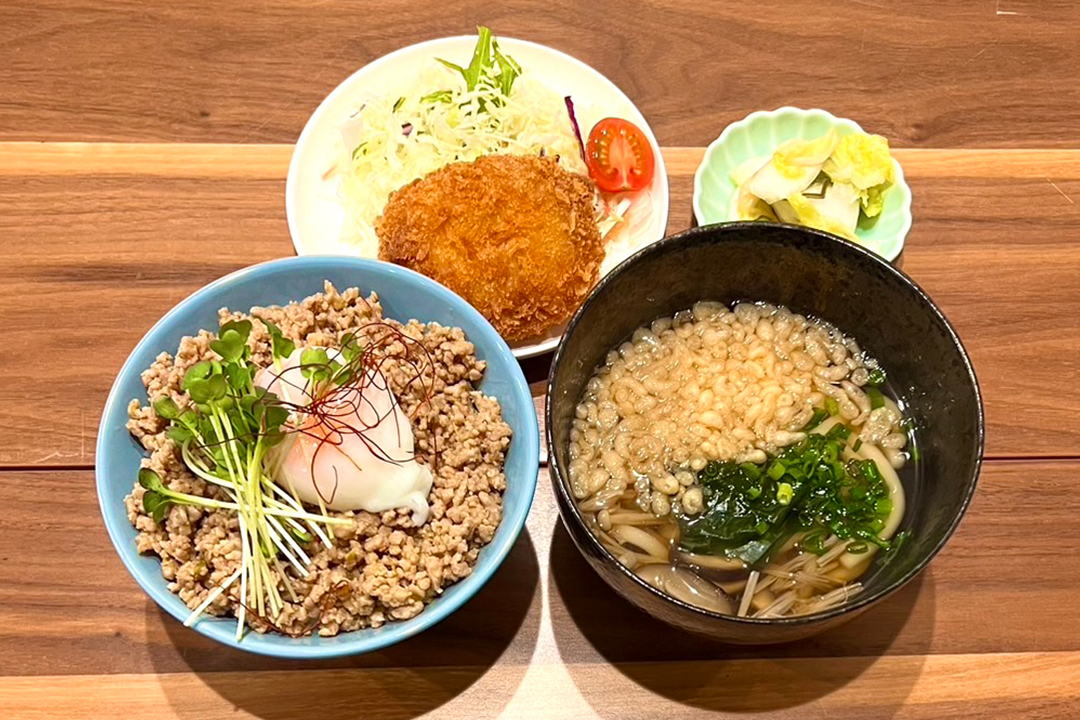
[{"x1": 254, "y1": 346, "x2": 433, "y2": 524}]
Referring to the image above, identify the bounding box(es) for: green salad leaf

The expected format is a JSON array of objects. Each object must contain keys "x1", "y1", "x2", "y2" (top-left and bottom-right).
[
  {"x1": 491, "y1": 41, "x2": 522, "y2": 96},
  {"x1": 437, "y1": 26, "x2": 521, "y2": 106}
]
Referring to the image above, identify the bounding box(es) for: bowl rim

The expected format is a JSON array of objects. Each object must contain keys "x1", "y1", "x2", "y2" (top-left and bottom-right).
[
  {"x1": 546, "y1": 221, "x2": 984, "y2": 627},
  {"x1": 691, "y1": 106, "x2": 913, "y2": 262},
  {"x1": 284, "y1": 33, "x2": 671, "y2": 359},
  {"x1": 96, "y1": 255, "x2": 540, "y2": 658}
]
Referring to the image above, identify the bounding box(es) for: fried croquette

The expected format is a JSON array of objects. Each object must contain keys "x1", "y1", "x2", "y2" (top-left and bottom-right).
[{"x1": 375, "y1": 154, "x2": 603, "y2": 341}]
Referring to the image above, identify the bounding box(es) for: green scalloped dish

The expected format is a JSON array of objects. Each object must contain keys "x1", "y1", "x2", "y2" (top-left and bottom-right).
[{"x1": 693, "y1": 107, "x2": 912, "y2": 262}]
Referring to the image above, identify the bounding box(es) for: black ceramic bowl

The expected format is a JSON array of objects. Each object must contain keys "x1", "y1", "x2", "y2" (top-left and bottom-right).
[{"x1": 547, "y1": 222, "x2": 983, "y2": 644}]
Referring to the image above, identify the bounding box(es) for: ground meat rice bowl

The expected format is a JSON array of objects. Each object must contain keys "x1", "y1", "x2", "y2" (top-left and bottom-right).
[{"x1": 125, "y1": 282, "x2": 511, "y2": 637}]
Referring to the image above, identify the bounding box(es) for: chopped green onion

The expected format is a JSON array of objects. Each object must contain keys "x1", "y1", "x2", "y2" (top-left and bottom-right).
[
  {"x1": 868, "y1": 367, "x2": 887, "y2": 385},
  {"x1": 826, "y1": 423, "x2": 851, "y2": 441},
  {"x1": 865, "y1": 386, "x2": 886, "y2": 410},
  {"x1": 776, "y1": 482, "x2": 794, "y2": 505},
  {"x1": 824, "y1": 397, "x2": 840, "y2": 416},
  {"x1": 740, "y1": 462, "x2": 762, "y2": 480},
  {"x1": 802, "y1": 407, "x2": 829, "y2": 431},
  {"x1": 803, "y1": 529, "x2": 827, "y2": 555},
  {"x1": 678, "y1": 426, "x2": 904, "y2": 566}
]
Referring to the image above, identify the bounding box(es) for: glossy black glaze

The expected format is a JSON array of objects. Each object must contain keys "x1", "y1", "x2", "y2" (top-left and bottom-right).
[{"x1": 546, "y1": 222, "x2": 984, "y2": 644}]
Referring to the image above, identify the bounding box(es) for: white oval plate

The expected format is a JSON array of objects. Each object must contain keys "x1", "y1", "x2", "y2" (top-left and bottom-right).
[{"x1": 286, "y1": 35, "x2": 669, "y2": 358}]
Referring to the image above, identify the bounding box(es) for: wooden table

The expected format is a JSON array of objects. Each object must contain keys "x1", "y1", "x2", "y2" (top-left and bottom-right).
[{"x1": 3, "y1": 2, "x2": 1080, "y2": 718}]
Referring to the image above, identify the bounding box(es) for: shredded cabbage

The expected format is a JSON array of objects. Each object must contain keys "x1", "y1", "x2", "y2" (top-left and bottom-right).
[{"x1": 332, "y1": 61, "x2": 592, "y2": 255}]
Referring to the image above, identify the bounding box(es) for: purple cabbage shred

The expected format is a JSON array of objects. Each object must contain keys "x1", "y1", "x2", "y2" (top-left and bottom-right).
[{"x1": 564, "y1": 96, "x2": 588, "y2": 165}]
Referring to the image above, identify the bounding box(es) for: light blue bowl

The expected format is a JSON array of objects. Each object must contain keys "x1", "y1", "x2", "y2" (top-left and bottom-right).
[
  {"x1": 96, "y1": 256, "x2": 539, "y2": 658},
  {"x1": 693, "y1": 107, "x2": 913, "y2": 261}
]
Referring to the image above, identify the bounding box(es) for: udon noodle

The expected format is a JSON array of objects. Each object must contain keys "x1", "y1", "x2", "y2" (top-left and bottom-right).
[{"x1": 569, "y1": 301, "x2": 912, "y2": 618}]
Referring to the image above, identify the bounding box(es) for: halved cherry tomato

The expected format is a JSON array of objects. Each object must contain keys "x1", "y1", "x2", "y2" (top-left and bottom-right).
[{"x1": 585, "y1": 118, "x2": 656, "y2": 193}]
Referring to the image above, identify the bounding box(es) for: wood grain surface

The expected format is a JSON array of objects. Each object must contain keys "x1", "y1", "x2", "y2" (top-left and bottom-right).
[
  {"x1": 1, "y1": 146, "x2": 1078, "y2": 466},
  {"x1": 3, "y1": 2, "x2": 1080, "y2": 718},
  {"x1": 2, "y1": 462, "x2": 1079, "y2": 719},
  {"x1": 3, "y1": 1, "x2": 1080, "y2": 147}
]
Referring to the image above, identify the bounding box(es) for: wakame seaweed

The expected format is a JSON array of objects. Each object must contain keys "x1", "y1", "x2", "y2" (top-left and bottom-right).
[{"x1": 678, "y1": 432, "x2": 898, "y2": 566}]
